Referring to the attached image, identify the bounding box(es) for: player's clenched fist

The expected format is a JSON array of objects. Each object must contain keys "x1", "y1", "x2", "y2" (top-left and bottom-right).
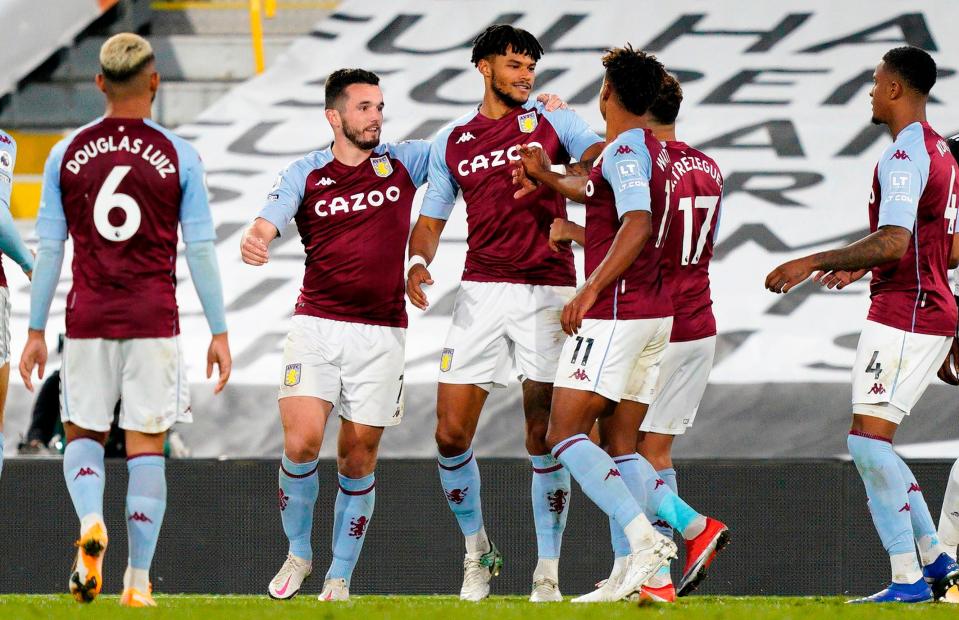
[
  {"x1": 240, "y1": 229, "x2": 270, "y2": 265},
  {"x1": 19, "y1": 329, "x2": 47, "y2": 392},
  {"x1": 406, "y1": 263, "x2": 434, "y2": 310}
]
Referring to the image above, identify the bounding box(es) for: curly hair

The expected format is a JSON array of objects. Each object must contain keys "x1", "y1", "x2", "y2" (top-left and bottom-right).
[
  {"x1": 471, "y1": 25, "x2": 543, "y2": 66},
  {"x1": 601, "y1": 45, "x2": 666, "y2": 116},
  {"x1": 648, "y1": 73, "x2": 683, "y2": 125}
]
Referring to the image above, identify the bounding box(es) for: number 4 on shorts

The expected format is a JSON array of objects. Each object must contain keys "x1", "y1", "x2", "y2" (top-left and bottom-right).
[{"x1": 865, "y1": 350, "x2": 882, "y2": 380}]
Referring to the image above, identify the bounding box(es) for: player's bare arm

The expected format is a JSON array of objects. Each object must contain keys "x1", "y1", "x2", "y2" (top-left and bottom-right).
[
  {"x1": 406, "y1": 214, "x2": 447, "y2": 310},
  {"x1": 765, "y1": 225, "x2": 911, "y2": 294},
  {"x1": 562, "y1": 210, "x2": 651, "y2": 335},
  {"x1": 207, "y1": 333, "x2": 231, "y2": 394},
  {"x1": 515, "y1": 144, "x2": 589, "y2": 203},
  {"x1": 240, "y1": 217, "x2": 280, "y2": 266},
  {"x1": 549, "y1": 218, "x2": 585, "y2": 252}
]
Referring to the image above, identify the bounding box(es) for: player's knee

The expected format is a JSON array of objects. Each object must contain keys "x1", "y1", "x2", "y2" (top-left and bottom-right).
[
  {"x1": 435, "y1": 425, "x2": 471, "y2": 457},
  {"x1": 337, "y1": 450, "x2": 376, "y2": 478},
  {"x1": 284, "y1": 434, "x2": 322, "y2": 463}
]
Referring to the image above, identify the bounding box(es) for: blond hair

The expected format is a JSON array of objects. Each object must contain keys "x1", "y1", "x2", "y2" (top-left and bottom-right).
[{"x1": 99, "y1": 33, "x2": 155, "y2": 82}]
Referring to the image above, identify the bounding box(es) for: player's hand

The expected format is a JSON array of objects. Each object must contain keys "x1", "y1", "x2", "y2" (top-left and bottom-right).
[
  {"x1": 19, "y1": 329, "x2": 47, "y2": 392},
  {"x1": 536, "y1": 92, "x2": 568, "y2": 112},
  {"x1": 938, "y1": 337, "x2": 959, "y2": 386},
  {"x1": 207, "y1": 332, "x2": 232, "y2": 394},
  {"x1": 516, "y1": 144, "x2": 552, "y2": 181},
  {"x1": 765, "y1": 257, "x2": 815, "y2": 294},
  {"x1": 561, "y1": 285, "x2": 599, "y2": 335},
  {"x1": 511, "y1": 162, "x2": 538, "y2": 199},
  {"x1": 549, "y1": 218, "x2": 573, "y2": 253},
  {"x1": 813, "y1": 269, "x2": 868, "y2": 290},
  {"x1": 240, "y1": 229, "x2": 270, "y2": 266},
  {"x1": 406, "y1": 264, "x2": 433, "y2": 311}
]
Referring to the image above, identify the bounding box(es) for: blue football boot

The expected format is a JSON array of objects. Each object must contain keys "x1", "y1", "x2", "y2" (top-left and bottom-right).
[
  {"x1": 923, "y1": 553, "x2": 959, "y2": 601},
  {"x1": 847, "y1": 579, "x2": 933, "y2": 603}
]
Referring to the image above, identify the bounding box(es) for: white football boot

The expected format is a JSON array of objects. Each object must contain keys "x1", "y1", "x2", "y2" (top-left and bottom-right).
[
  {"x1": 613, "y1": 533, "x2": 678, "y2": 601},
  {"x1": 318, "y1": 577, "x2": 350, "y2": 601},
  {"x1": 572, "y1": 557, "x2": 627, "y2": 603},
  {"x1": 460, "y1": 542, "x2": 503, "y2": 601},
  {"x1": 529, "y1": 576, "x2": 562, "y2": 602},
  {"x1": 268, "y1": 553, "x2": 312, "y2": 600}
]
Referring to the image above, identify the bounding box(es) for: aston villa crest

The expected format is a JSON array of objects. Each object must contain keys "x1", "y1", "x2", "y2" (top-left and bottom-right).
[
  {"x1": 371, "y1": 155, "x2": 393, "y2": 177},
  {"x1": 518, "y1": 111, "x2": 538, "y2": 133}
]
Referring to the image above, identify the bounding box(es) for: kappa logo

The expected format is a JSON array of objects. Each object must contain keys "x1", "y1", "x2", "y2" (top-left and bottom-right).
[
  {"x1": 604, "y1": 468, "x2": 621, "y2": 481},
  {"x1": 315, "y1": 177, "x2": 336, "y2": 186},
  {"x1": 868, "y1": 383, "x2": 886, "y2": 395},
  {"x1": 348, "y1": 515, "x2": 369, "y2": 539},
  {"x1": 284, "y1": 363, "x2": 301, "y2": 387},
  {"x1": 654, "y1": 479, "x2": 666, "y2": 490},
  {"x1": 546, "y1": 489, "x2": 568, "y2": 514},
  {"x1": 278, "y1": 488, "x2": 289, "y2": 511},
  {"x1": 74, "y1": 467, "x2": 100, "y2": 480},
  {"x1": 652, "y1": 519, "x2": 671, "y2": 529},
  {"x1": 907, "y1": 482, "x2": 922, "y2": 493},
  {"x1": 128, "y1": 512, "x2": 153, "y2": 523},
  {"x1": 899, "y1": 503, "x2": 911, "y2": 513},
  {"x1": 440, "y1": 348, "x2": 454, "y2": 373},
  {"x1": 518, "y1": 110, "x2": 538, "y2": 133},
  {"x1": 890, "y1": 150, "x2": 911, "y2": 161},
  {"x1": 371, "y1": 155, "x2": 393, "y2": 178},
  {"x1": 456, "y1": 132, "x2": 476, "y2": 144},
  {"x1": 568, "y1": 368, "x2": 590, "y2": 382},
  {"x1": 446, "y1": 487, "x2": 469, "y2": 504},
  {"x1": 0, "y1": 134, "x2": 10, "y2": 144},
  {"x1": 615, "y1": 145, "x2": 634, "y2": 155}
]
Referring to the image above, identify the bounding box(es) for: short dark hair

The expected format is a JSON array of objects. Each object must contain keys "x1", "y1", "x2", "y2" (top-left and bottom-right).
[
  {"x1": 648, "y1": 73, "x2": 683, "y2": 125},
  {"x1": 325, "y1": 68, "x2": 380, "y2": 110},
  {"x1": 471, "y1": 25, "x2": 543, "y2": 66},
  {"x1": 882, "y1": 46, "x2": 937, "y2": 95},
  {"x1": 601, "y1": 45, "x2": 666, "y2": 116}
]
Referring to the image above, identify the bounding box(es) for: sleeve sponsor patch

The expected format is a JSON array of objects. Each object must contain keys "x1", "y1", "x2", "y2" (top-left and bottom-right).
[
  {"x1": 886, "y1": 171, "x2": 913, "y2": 203},
  {"x1": 616, "y1": 159, "x2": 648, "y2": 190}
]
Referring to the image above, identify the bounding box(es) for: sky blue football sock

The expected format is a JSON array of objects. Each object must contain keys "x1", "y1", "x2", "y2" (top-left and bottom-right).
[
  {"x1": 63, "y1": 438, "x2": 105, "y2": 522},
  {"x1": 438, "y1": 448, "x2": 484, "y2": 537},
  {"x1": 654, "y1": 468, "x2": 679, "y2": 538},
  {"x1": 552, "y1": 435, "x2": 641, "y2": 531},
  {"x1": 126, "y1": 455, "x2": 166, "y2": 571},
  {"x1": 279, "y1": 453, "x2": 319, "y2": 561},
  {"x1": 530, "y1": 454, "x2": 570, "y2": 560},
  {"x1": 848, "y1": 433, "x2": 916, "y2": 561},
  {"x1": 608, "y1": 454, "x2": 644, "y2": 558},
  {"x1": 326, "y1": 473, "x2": 375, "y2": 586},
  {"x1": 633, "y1": 455, "x2": 701, "y2": 537},
  {"x1": 892, "y1": 454, "x2": 944, "y2": 565}
]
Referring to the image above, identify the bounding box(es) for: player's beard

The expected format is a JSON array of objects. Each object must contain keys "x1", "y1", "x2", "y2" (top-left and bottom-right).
[
  {"x1": 343, "y1": 120, "x2": 381, "y2": 150},
  {"x1": 490, "y1": 72, "x2": 529, "y2": 109}
]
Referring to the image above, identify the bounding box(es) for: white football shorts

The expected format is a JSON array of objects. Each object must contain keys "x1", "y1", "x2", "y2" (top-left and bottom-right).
[
  {"x1": 638, "y1": 335, "x2": 716, "y2": 435},
  {"x1": 61, "y1": 336, "x2": 191, "y2": 434},
  {"x1": 553, "y1": 316, "x2": 672, "y2": 402},
  {"x1": 851, "y1": 320, "x2": 951, "y2": 424},
  {"x1": 438, "y1": 281, "x2": 575, "y2": 387},
  {"x1": 279, "y1": 315, "x2": 405, "y2": 428}
]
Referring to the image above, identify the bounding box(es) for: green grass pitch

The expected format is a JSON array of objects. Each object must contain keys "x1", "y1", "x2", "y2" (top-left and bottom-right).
[{"x1": 2, "y1": 595, "x2": 958, "y2": 619}]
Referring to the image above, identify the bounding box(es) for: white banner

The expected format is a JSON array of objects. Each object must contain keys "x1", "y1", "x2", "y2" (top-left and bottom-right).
[{"x1": 0, "y1": 0, "x2": 116, "y2": 97}]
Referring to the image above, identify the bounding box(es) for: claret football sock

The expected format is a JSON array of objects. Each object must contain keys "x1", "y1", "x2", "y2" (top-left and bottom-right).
[
  {"x1": 551, "y1": 435, "x2": 647, "y2": 540},
  {"x1": 126, "y1": 455, "x2": 166, "y2": 572},
  {"x1": 279, "y1": 453, "x2": 320, "y2": 561},
  {"x1": 63, "y1": 438, "x2": 106, "y2": 523},
  {"x1": 326, "y1": 473, "x2": 375, "y2": 587},
  {"x1": 438, "y1": 448, "x2": 486, "y2": 548},
  {"x1": 848, "y1": 432, "x2": 922, "y2": 583},
  {"x1": 892, "y1": 454, "x2": 946, "y2": 565},
  {"x1": 530, "y1": 454, "x2": 571, "y2": 562}
]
